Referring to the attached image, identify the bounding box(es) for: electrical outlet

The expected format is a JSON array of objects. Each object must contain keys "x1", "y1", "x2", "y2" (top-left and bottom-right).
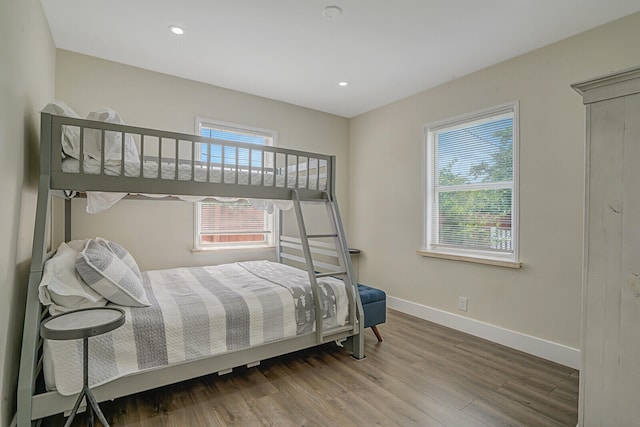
[{"x1": 458, "y1": 296, "x2": 468, "y2": 312}]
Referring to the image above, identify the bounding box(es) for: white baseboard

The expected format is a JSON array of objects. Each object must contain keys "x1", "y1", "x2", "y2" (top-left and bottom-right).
[{"x1": 387, "y1": 295, "x2": 580, "y2": 369}]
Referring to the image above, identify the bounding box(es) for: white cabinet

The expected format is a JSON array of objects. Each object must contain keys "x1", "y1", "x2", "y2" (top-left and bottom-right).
[{"x1": 573, "y1": 66, "x2": 640, "y2": 426}]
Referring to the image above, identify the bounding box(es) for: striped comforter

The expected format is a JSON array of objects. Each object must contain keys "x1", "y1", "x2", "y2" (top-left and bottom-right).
[{"x1": 43, "y1": 260, "x2": 348, "y2": 396}]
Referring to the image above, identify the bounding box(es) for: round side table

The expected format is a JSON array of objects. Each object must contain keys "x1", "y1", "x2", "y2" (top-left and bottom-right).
[{"x1": 41, "y1": 307, "x2": 125, "y2": 427}]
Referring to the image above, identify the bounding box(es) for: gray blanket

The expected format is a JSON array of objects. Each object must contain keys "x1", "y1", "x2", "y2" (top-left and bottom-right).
[{"x1": 44, "y1": 261, "x2": 348, "y2": 395}]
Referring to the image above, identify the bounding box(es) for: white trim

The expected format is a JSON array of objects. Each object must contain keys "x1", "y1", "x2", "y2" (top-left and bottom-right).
[
  {"x1": 424, "y1": 101, "x2": 518, "y2": 132},
  {"x1": 416, "y1": 250, "x2": 521, "y2": 268},
  {"x1": 512, "y1": 100, "x2": 520, "y2": 263},
  {"x1": 422, "y1": 101, "x2": 520, "y2": 264},
  {"x1": 194, "y1": 116, "x2": 279, "y2": 142},
  {"x1": 192, "y1": 116, "x2": 278, "y2": 251},
  {"x1": 387, "y1": 295, "x2": 580, "y2": 369}
]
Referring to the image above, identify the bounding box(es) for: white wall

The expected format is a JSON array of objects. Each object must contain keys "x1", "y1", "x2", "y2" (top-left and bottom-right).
[
  {"x1": 349, "y1": 13, "x2": 640, "y2": 351},
  {"x1": 0, "y1": 0, "x2": 55, "y2": 425},
  {"x1": 55, "y1": 51, "x2": 350, "y2": 271}
]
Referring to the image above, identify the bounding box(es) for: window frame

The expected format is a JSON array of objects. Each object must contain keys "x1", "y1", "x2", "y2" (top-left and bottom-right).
[
  {"x1": 421, "y1": 101, "x2": 520, "y2": 266},
  {"x1": 193, "y1": 117, "x2": 278, "y2": 251}
]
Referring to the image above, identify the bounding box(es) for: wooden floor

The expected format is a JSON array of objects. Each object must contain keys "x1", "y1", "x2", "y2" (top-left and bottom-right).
[{"x1": 44, "y1": 309, "x2": 579, "y2": 426}]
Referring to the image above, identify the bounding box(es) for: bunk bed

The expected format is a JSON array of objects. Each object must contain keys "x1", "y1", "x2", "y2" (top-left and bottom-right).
[{"x1": 17, "y1": 109, "x2": 364, "y2": 426}]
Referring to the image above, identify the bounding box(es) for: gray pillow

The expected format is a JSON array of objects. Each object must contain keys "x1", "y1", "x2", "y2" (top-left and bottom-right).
[
  {"x1": 76, "y1": 239, "x2": 150, "y2": 307},
  {"x1": 96, "y1": 238, "x2": 143, "y2": 281}
]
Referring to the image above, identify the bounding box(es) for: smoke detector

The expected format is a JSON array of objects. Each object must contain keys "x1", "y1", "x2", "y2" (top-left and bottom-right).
[{"x1": 322, "y1": 6, "x2": 343, "y2": 19}]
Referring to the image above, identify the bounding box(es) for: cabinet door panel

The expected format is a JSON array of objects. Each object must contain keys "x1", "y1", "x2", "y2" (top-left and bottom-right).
[{"x1": 583, "y1": 97, "x2": 625, "y2": 425}]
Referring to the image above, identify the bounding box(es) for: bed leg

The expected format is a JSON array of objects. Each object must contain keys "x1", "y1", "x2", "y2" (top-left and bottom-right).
[{"x1": 345, "y1": 332, "x2": 365, "y2": 360}]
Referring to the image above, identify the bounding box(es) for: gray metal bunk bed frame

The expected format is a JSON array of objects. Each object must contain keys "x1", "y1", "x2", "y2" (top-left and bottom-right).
[{"x1": 17, "y1": 112, "x2": 364, "y2": 426}]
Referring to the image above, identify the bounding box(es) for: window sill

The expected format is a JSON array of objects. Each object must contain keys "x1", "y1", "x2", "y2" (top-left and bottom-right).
[
  {"x1": 192, "y1": 245, "x2": 275, "y2": 253},
  {"x1": 416, "y1": 250, "x2": 522, "y2": 269}
]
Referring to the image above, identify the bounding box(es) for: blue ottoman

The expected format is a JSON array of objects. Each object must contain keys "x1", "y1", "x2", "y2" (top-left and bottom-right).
[{"x1": 358, "y1": 284, "x2": 386, "y2": 342}]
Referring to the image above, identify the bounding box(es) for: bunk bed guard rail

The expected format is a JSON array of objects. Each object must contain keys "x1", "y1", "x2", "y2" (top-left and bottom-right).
[{"x1": 43, "y1": 112, "x2": 335, "y2": 201}]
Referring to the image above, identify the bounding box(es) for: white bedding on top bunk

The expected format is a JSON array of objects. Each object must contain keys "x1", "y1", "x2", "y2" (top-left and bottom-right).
[
  {"x1": 42, "y1": 260, "x2": 348, "y2": 396},
  {"x1": 61, "y1": 157, "x2": 322, "y2": 188},
  {"x1": 43, "y1": 102, "x2": 327, "y2": 213},
  {"x1": 61, "y1": 158, "x2": 320, "y2": 213}
]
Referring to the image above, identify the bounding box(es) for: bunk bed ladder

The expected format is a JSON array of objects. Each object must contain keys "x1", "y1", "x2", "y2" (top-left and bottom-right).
[
  {"x1": 290, "y1": 190, "x2": 364, "y2": 358},
  {"x1": 323, "y1": 191, "x2": 364, "y2": 356}
]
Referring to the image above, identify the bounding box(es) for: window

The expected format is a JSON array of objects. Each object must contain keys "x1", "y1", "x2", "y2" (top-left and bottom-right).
[
  {"x1": 423, "y1": 102, "x2": 519, "y2": 264},
  {"x1": 194, "y1": 118, "x2": 276, "y2": 249}
]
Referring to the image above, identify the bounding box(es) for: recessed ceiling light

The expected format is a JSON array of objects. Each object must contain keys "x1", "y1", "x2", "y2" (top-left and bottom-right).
[
  {"x1": 168, "y1": 25, "x2": 184, "y2": 35},
  {"x1": 322, "y1": 6, "x2": 343, "y2": 19},
  {"x1": 338, "y1": 81, "x2": 349, "y2": 87}
]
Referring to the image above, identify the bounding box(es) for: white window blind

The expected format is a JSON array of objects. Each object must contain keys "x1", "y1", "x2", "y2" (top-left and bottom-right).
[
  {"x1": 195, "y1": 119, "x2": 276, "y2": 249},
  {"x1": 198, "y1": 198, "x2": 272, "y2": 245},
  {"x1": 425, "y1": 103, "x2": 518, "y2": 262}
]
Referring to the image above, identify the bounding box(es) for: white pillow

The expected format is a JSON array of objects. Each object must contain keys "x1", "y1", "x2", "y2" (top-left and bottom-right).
[
  {"x1": 38, "y1": 242, "x2": 107, "y2": 315},
  {"x1": 84, "y1": 108, "x2": 140, "y2": 165},
  {"x1": 75, "y1": 239, "x2": 150, "y2": 307},
  {"x1": 41, "y1": 101, "x2": 82, "y2": 160},
  {"x1": 66, "y1": 239, "x2": 89, "y2": 252}
]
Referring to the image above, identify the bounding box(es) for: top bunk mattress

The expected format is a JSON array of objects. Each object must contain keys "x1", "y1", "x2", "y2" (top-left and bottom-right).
[{"x1": 61, "y1": 156, "x2": 323, "y2": 190}]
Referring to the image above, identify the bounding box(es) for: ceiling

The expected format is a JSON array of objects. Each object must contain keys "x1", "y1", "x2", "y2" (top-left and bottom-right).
[{"x1": 41, "y1": 0, "x2": 640, "y2": 118}]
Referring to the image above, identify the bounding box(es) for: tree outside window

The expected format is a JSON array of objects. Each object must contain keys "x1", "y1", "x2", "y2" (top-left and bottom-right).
[{"x1": 425, "y1": 103, "x2": 518, "y2": 262}]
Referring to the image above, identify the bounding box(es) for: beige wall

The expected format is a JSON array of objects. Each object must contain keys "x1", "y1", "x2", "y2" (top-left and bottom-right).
[
  {"x1": 6, "y1": 12, "x2": 639, "y2": 425},
  {"x1": 55, "y1": 51, "x2": 350, "y2": 271},
  {"x1": 0, "y1": 0, "x2": 55, "y2": 425},
  {"x1": 349, "y1": 12, "x2": 640, "y2": 349}
]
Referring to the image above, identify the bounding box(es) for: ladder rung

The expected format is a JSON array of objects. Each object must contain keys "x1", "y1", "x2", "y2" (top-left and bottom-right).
[
  {"x1": 322, "y1": 325, "x2": 354, "y2": 338},
  {"x1": 307, "y1": 233, "x2": 338, "y2": 239},
  {"x1": 316, "y1": 271, "x2": 346, "y2": 278}
]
